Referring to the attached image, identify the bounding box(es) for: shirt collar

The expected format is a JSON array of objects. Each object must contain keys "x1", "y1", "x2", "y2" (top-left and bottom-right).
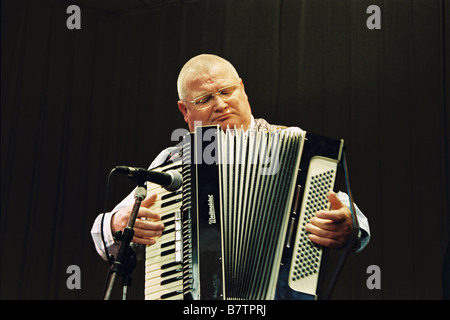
[{"x1": 248, "y1": 115, "x2": 255, "y2": 131}]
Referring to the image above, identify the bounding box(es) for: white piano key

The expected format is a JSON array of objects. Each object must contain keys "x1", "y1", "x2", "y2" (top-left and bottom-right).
[{"x1": 144, "y1": 278, "x2": 183, "y2": 300}]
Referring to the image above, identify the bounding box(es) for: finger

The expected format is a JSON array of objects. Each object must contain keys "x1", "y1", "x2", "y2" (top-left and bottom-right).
[
  {"x1": 307, "y1": 233, "x2": 342, "y2": 249},
  {"x1": 306, "y1": 223, "x2": 346, "y2": 249},
  {"x1": 305, "y1": 222, "x2": 339, "y2": 240},
  {"x1": 133, "y1": 223, "x2": 164, "y2": 239},
  {"x1": 327, "y1": 191, "x2": 344, "y2": 210},
  {"x1": 132, "y1": 236, "x2": 158, "y2": 246},
  {"x1": 310, "y1": 216, "x2": 341, "y2": 232},
  {"x1": 137, "y1": 207, "x2": 162, "y2": 221},
  {"x1": 141, "y1": 193, "x2": 158, "y2": 208},
  {"x1": 134, "y1": 219, "x2": 164, "y2": 231},
  {"x1": 132, "y1": 220, "x2": 164, "y2": 245},
  {"x1": 306, "y1": 217, "x2": 352, "y2": 249},
  {"x1": 315, "y1": 209, "x2": 348, "y2": 223}
]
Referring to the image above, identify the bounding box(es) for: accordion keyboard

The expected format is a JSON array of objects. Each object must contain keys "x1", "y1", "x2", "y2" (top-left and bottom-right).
[{"x1": 144, "y1": 163, "x2": 184, "y2": 300}]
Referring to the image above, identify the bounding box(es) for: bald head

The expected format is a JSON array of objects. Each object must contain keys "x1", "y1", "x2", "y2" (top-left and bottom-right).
[
  {"x1": 176, "y1": 54, "x2": 252, "y2": 131},
  {"x1": 177, "y1": 54, "x2": 240, "y2": 101}
]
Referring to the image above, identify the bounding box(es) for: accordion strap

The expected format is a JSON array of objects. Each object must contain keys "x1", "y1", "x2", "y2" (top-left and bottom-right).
[{"x1": 322, "y1": 151, "x2": 360, "y2": 300}]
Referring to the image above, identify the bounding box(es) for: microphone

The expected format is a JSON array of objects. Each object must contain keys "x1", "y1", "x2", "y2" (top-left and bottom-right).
[{"x1": 115, "y1": 166, "x2": 183, "y2": 191}]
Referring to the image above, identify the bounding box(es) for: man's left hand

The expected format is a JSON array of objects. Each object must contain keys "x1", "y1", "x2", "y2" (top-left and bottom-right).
[{"x1": 305, "y1": 191, "x2": 353, "y2": 249}]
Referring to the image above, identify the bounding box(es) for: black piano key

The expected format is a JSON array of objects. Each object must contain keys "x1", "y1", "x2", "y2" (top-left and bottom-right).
[
  {"x1": 161, "y1": 212, "x2": 175, "y2": 221},
  {"x1": 161, "y1": 248, "x2": 176, "y2": 256},
  {"x1": 161, "y1": 190, "x2": 182, "y2": 201},
  {"x1": 163, "y1": 220, "x2": 175, "y2": 228},
  {"x1": 161, "y1": 268, "x2": 182, "y2": 278},
  {"x1": 161, "y1": 261, "x2": 181, "y2": 270},
  {"x1": 162, "y1": 228, "x2": 175, "y2": 236},
  {"x1": 161, "y1": 240, "x2": 175, "y2": 248},
  {"x1": 161, "y1": 276, "x2": 183, "y2": 285},
  {"x1": 160, "y1": 290, "x2": 183, "y2": 300},
  {"x1": 161, "y1": 198, "x2": 182, "y2": 208}
]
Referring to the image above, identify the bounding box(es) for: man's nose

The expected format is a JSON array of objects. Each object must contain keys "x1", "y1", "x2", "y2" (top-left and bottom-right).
[{"x1": 212, "y1": 94, "x2": 228, "y2": 111}]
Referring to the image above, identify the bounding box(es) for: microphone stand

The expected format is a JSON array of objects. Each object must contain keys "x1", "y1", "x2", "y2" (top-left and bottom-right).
[{"x1": 103, "y1": 179, "x2": 147, "y2": 300}]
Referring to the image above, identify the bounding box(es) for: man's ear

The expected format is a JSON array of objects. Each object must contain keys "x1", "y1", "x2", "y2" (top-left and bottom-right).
[
  {"x1": 177, "y1": 100, "x2": 189, "y2": 123},
  {"x1": 239, "y1": 78, "x2": 249, "y2": 101}
]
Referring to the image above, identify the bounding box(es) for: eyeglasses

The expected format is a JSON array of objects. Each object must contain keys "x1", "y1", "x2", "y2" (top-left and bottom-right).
[{"x1": 189, "y1": 84, "x2": 240, "y2": 109}]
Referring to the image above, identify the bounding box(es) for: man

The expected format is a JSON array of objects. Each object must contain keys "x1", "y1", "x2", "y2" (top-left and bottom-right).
[{"x1": 91, "y1": 54, "x2": 370, "y2": 262}]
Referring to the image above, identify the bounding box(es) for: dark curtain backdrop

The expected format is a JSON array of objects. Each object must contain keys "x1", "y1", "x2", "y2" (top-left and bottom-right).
[{"x1": 1, "y1": 0, "x2": 449, "y2": 299}]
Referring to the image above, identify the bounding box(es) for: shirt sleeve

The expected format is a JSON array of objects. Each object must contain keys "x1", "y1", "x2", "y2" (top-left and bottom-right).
[{"x1": 336, "y1": 191, "x2": 371, "y2": 252}]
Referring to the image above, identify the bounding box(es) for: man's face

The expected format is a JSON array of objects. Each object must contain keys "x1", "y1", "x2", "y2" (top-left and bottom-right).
[{"x1": 177, "y1": 65, "x2": 252, "y2": 132}]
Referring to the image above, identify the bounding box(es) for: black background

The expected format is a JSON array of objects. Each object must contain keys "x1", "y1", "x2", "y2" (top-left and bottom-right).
[{"x1": 1, "y1": 0, "x2": 449, "y2": 299}]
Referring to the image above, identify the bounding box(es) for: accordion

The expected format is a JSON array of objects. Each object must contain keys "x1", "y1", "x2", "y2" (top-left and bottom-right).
[{"x1": 144, "y1": 125, "x2": 344, "y2": 300}]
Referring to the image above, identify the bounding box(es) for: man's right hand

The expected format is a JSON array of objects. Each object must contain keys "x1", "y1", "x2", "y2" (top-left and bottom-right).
[{"x1": 111, "y1": 193, "x2": 164, "y2": 246}]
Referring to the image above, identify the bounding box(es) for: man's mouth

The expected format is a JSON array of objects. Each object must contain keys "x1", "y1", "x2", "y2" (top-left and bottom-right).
[{"x1": 214, "y1": 113, "x2": 232, "y2": 122}]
